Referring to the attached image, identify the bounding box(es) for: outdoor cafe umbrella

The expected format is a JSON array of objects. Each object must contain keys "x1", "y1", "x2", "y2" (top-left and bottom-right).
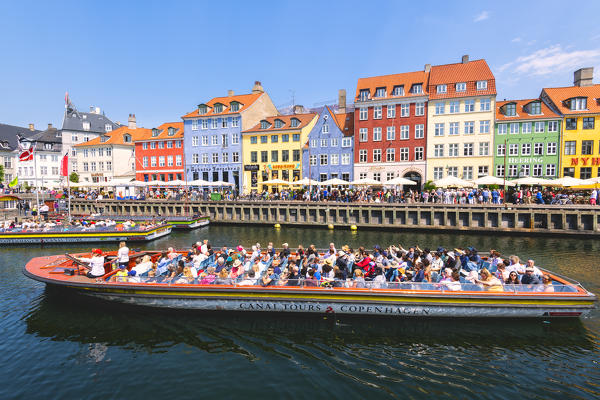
[
  {"x1": 161, "y1": 179, "x2": 187, "y2": 186},
  {"x1": 510, "y1": 176, "x2": 553, "y2": 186},
  {"x1": 432, "y1": 176, "x2": 474, "y2": 188},
  {"x1": 546, "y1": 176, "x2": 587, "y2": 187},
  {"x1": 211, "y1": 180, "x2": 235, "y2": 187},
  {"x1": 349, "y1": 177, "x2": 381, "y2": 186},
  {"x1": 188, "y1": 179, "x2": 211, "y2": 186},
  {"x1": 261, "y1": 178, "x2": 290, "y2": 185},
  {"x1": 474, "y1": 175, "x2": 515, "y2": 186},
  {"x1": 321, "y1": 178, "x2": 350, "y2": 186},
  {"x1": 291, "y1": 178, "x2": 320, "y2": 186},
  {"x1": 383, "y1": 176, "x2": 417, "y2": 186}
]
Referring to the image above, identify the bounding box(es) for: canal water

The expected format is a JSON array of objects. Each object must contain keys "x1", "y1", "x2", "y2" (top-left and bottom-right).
[{"x1": 1, "y1": 225, "x2": 599, "y2": 399}]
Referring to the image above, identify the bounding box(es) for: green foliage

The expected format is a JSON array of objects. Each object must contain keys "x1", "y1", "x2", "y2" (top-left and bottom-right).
[
  {"x1": 423, "y1": 180, "x2": 436, "y2": 191},
  {"x1": 0, "y1": 164, "x2": 4, "y2": 182},
  {"x1": 69, "y1": 172, "x2": 79, "y2": 183}
]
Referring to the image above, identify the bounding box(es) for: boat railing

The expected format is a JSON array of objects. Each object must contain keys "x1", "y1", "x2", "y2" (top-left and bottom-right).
[{"x1": 0, "y1": 224, "x2": 163, "y2": 234}]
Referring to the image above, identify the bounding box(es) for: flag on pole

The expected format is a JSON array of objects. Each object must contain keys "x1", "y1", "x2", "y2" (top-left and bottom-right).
[
  {"x1": 8, "y1": 176, "x2": 18, "y2": 188},
  {"x1": 61, "y1": 152, "x2": 68, "y2": 176},
  {"x1": 16, "y1": 134, "x2": 35, "y2": 162}
]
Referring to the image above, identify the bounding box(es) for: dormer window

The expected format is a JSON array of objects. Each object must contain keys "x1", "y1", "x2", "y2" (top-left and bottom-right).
[
  {"x1": 274, "y1": 119, "x2": 283, "y2": 129},
  {"x1": 44, "y1": 143, "x2": 53, "y2": 150},
  {"x1": 569, "y1": 97, "x2": 587, "y2": 111},
  {"x1": 100, "y1": 136, "x2": 109, "y2": 143},
  {"x1": 152, "y1": 128, "x2": 160, "y2": 137},
  {"x1": 82, "y1": 121, "x2": 90, "y2": 131},
  {"x1": 230, "y1": 102, "x2": 240, "y2": 112},
  {"x1": 213, "y1": 103, "x2": 223, "y2": 114},
  {"x1": 392, "y1": 85, "x2": 404, "y2": 96},
  {"x1": 375, "y1": 87, "x2": 386, "y2": 98},
  {"x1": 105, "y1": 124, "x2": 113, "y2": 132},
  {"x1": 167, "y1": 127, "x2": 175, "y2": 136},
  {"x1": 260, "y1": 120, "x2": 270, "y2": 129},
  {"x1": 437, "y1": 85, "x2": 447, "y2": 94},
  {"x1": 290, "y1": 118, "x2": 300, "y2": 128},
  {"x1": 411, "y1": 84, "x2": 423, "y2": 94},
  {"x1": 123, "y1": 134, "x2": 131, "y2": 143},
  {"x1": 476, "y1": 80, "x2": 488, "y2": 90},
  {"x1": 0, "y1": 141, "x2": 7, "y2": 149},
  {"x1": 528, "y1": 102, "x2": 541, "y2": 115},
  {"x1": 456, "y1": 82, "x2": 467, "y2": 92},
  {"x1": 359, "y1": 89, "x2": 370, "y2": 101},
  {"x1": 198, "y1": 104, "x2": 208, "y2": 115},
  {"x1": 504, "y1": 103, "x2": 517, "y2": 117}
]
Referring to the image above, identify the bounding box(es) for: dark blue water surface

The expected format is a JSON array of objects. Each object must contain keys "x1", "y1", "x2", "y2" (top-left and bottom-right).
[{"x1": 1, "y1": 225, "x2": 599, "y2": 399}]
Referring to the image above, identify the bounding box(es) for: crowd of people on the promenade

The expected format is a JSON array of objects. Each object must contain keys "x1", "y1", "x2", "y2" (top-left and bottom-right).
[{"x1": 91, "y1": 240, "x2": 560, "y2": 293}]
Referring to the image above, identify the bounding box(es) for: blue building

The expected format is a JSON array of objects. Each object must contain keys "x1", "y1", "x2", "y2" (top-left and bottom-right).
[
  {"x1": 302, "y1": 105, "x2": 355, "y2": 182},
  {"x1": 181, "y1": 82, "x2": 277, "y2": 192}
]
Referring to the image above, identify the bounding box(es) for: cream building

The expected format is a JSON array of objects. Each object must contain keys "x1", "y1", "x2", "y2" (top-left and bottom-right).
[{"x1": 426, "y1": 56, "x2": 497, "y2": 181}]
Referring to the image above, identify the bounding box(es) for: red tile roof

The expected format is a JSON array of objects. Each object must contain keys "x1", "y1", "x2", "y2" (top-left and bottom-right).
[
  {"x1": 74, "y1": 126, "x2": 150, "y2": 147},
  {"x1": 428, "y1": 59, "x2": 496, "y2": 99},
  {"x1": 242, "y1": 113, "x2": 317, "y2": 133},
  {"x1": 355, "y1": 70, "x2": 429, "y2": 102},
  {"x1": 496, "y1": 99, "x2": 562, "y2": 121},
  {"x1": 133, "y1": 122, "x2": 184, "y2": 141},
  {"x1": 182, "y1": 93, "x2": 262, "y2": 119},
  {"x1": 328, "y1": 107, "x2": 354, "y2": 137},
  {"x1": 542, "y1": 84, "x2": 600, "y2": 116}
]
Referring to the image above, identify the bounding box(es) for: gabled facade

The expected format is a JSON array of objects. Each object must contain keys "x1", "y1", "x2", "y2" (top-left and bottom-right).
[
  {"x1": 493, "y1": 99, "x2": 561, "y2": 180},
  {"x1": 134, "y1": 122, "x2": 184, "y2": 182},
  {"x1": 542, "y1": 68, "x2": 600, "y2": 184},
  {"x1": 181, "y1": 82, "x2": 278, "y2": 192},
  {"x1": 426, "y1": 56, "x2": 496, "y2": 182},
  {"x1": 18, "y1": 125, "x2": 63, "y2": 188},
  {"x1": 354, "y1": 69, "x2": 429, "y2": 187},
  {"x1": 242, "y1": 113, "x2": 318, "y2": 193}
]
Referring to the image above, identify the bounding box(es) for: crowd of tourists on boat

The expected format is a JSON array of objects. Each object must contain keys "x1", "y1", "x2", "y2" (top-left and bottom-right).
[
  {"x1": 80, "y1": 240, "x2": 564, "y2": 293},
  {"x1": 0, "y1": 218, "x2": 160, "y2": 233}
]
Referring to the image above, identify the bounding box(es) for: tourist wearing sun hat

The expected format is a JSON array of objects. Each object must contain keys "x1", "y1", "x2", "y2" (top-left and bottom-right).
[{"x1": 77, "y1": 248, "x2": 106, "y2": 279}]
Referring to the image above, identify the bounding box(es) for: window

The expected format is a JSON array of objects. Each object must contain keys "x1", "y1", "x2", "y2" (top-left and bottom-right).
[
  {"x1": 433, "y1": 167, "x2": 444, "y2": 180},
  {"x1": 400, "y1": 148, "x2": 409, "y2": 161},
  {"x1": 261, "y1": 151, "x2": 268, "y2": 163},
  {"x1": 463, "y1": 143, "x2": 473, "y2": 156},
  {"x1": 373, "y1": 149, "x2": 382, "y2": 162},
  {"x1": 496, "y1": 165, "x2": 505, "y2": 177},
  {"x1": 373, "y1": 127, "x2": 382, "y2": 141},
  {"x1": 509, "y1": 144, "x2": 518, "y2": 156},
  {"x1": 478, "y1": 166, "x2": 488, "y2": 177},
  {"x1": 260, "y1": 135, "x2": 268, "y2": 144},
  {"x1": 566, "y1": 118, "x2": 577, "y2": 130},
  {"x1": 455, "y1": 82, "x2": 466, "y2": 92},
  {"x1": 232, "y1": 117, "x2": 240, "y2": 128},
  {"x1": 342, "y1": 137, "x2": 351, "y2": 147},
  {"x1": 316, "y1": 139, "x2": 324, "y2": 148},
  {"x1": 271, "y1": 135, "x2": 278, "y2": 143},
  {"x1": 250, "y1": 136, "x2": 257, "y2": 144},
  {"x1": 386, "y1": 148, "x2": 395, "y2": 162},
  {"x1": 176, "y1": 155, "x2": 182, "y2": 166},
  {"x1": 400, "y1": 104, "x2": 409, "y2": 117},
  {"x1": 571, "y1": 97, "x2": 587, "y2": 111},
  {"x1": 479, "y1": 142, "x2": 489, "y2": 156},
  {"x1": 280, "y1": 134, "x2": 289, "y2": 143},
  {"x1": 341, "y1": 153, "x2": 350, "y2": 165},
  {"x1": 447, "y1": 167, "x2": 458, "y2": 177},
  {"x1": 260, "y1": 120, "x2": 270, "y2": 129},
  {"x1": 221, "y1": 118, "x2": 228, "y2": 128},
  {"x1": 192, "y1": 120, "x2": 199, "y2": 130},
  {"x1": 211, "y1": 119, "x2": 218, "y2": 129},
  {"x1": 222, "y1": 153, "x2": 228, "y2": 163},
  {"x1": 437, "y1": 85, "x2": 447, "y2": 94},
  {"x1": 521, "y1": 143, "x2": 531, "y2": 155},
  {"x1": 201, "y1": 119, "x2": 208, "y2": 129},
  {"x1": 522, "y1": 123, "x2": 531, "y2": 133},
  {"x1": 151, "y1": 157, "x2": 157, "y2": 167},
  {"x1": 359, "y1": 173, "x2": 367, "y2": 179},
  {"x1": 359, "y1": 149, "x2": 367, "y2": 163},
  {"x1": 434, "y1": 144, "x2": 444, "y2": 157},
  {"x1": 386, "y1": 126, "x2": 395, "y2": 140},
  {"x1": 387, "y1": 105, "x2": 396, "y2": 118},
  {"x1": 330, "y1": 153, "x2": 338, "y2": 165},
  {"x1": 563, "y1": 167, "x2": 575, "y2": 177},
  {"x1": 392, "y1": 85, "x2": 404, "y2": 96},
  {"x1": 400, "y1": 125, "x2": 409, "y2": 140},
  {"x1": 106, "y1": 161, "x2": 112, "y2": 171},
  {"x1": 330, "y1": 138, "x2": 338, "y2": 147},
  {"x1": 213, "y1": 104, "x2": 223, "y2": 113},
  {"x1": 143, "y1": 157, "x2": 148, "y2": 168},
  {"x1": 449, "y1": 101, "x2": 460, "y2": 113},
  {"x1": 274, "y1": 119, "x2": 283, "y2": 129},
  {"x1": 582, "y1": 140, "x2": 594, "y2": 155},
  {"x1": 415, "y1": 147, "x2": 424, "y2": 160},
  {"x1": 498, "y1": 124, "x2": 507, "y2": 134},
  {"x1": 479, "y1": 120, "x2": 490, "y2": 134},
  {"x1": 201, "y1": 136, "x2": 208, "y2": 146},
  {"x1": 435, "y1": 102, "x2": 445, "y2": 115},
  {"x1": 533, "y1": 164, "x2": 542, "y2": 177},
  {"x1": 158, "y1": 141, "x2": 164, "y2": 149},
  {"x1": 150, "y1": 142, "x2": 156, "y2": 150},
  {"x1": 211, "y1": 136, "x2": 218, "y2": 145},
  {"x1": 386, "y1": 172, "x2": 395, "y2": 181},
  {"x1": 583, "y1": 117, "x2": 595, "y2": 129},
  {"x1": 548, "y1": 121, "x2": 559, "y2": 132},
  {"x1": 176, "y1": 140, "x2": 182, "y2": 148},
  {"x1": 546, "y1": 164, "x2": 556, "y2": 177},
  {"x1": 82, "y1": 122, "x2": 90, "y2": 131},
  {"x1": 534, "y1": 121, "x2": 545, "y2": 133},
  {"x1": 463, "y1": 166, "x2": 473, "y2": 180},
  {"x1": 319, "y1": 154, "x2": 327, "y2": 165},
  {"x1": 359, "y1": 108, "x2": 368, "y2": 120},
  {"x1": 565, "y1": 141, "x2": 576, "y2": 155},
  {"x1": 505, "y1": 103, "x2": 516, "y2": 116},
  {"x1": 292, "y1": 134, "x2": 300, "y2": 142},
  {"x1": 250, "y1": 151, "x2": 258, "y2": 163},
  {"x1": 290, "y1": 118, "x2": 300, "y2": 128},
  {"x1": 374, "y1": 87, "x2": 386, "y2": 98},
  {"x1": 167, "y1": 141, "x2": 173, "y2": 148},
  {"x1": 411, "y1": 84, "x2": 423, "y2": 94},
  {"x1": 271, "y1": 150, "x2": 278, "y2": 162},
  {"x1": 529, "y1": 102, "x2": 541, "y2": 115},
  {"x1": 415, "y1": 102, "x2": 425, "y2": 116},
  {"x1": 98, "y1": 148, "x2": 104, "y2": 157},
  {"x1": 449, "y1": 143, "x2": 458, "y2": 157},
  {"x1": 192, "y1": 154, "x2": 199, "y2": 164},
  {"x1": 159, "y1": 156, "x2": 165, "y2": 167},
  {"x1": 359, "y1": 128, "x2": 368, "y2": 142},
  {"x1": 480, "y1": 98, "x2": 491, "y2": 111},
  {"x1": 373, "y1": 106, "x2": 382, "y2": 119},
  {"x1": 581, "y1": 167, "x2": 592, "y2": 179},
  {"x1": 309, "y1": 155, "x2": 317, "y2": 166},
  {"x1": 435, "y1": 123, "x2": 445, "y2": 136},
  {"x1": 521, "y1": 165, "x2": 530, "y2": 177},
  {"x1": 292, "y1": 150, "x2": 299, "y2": 161},
  {"x1": 373, "y1": 172, "x2": 381, "y2": 181},
  {"x1": 415, "y1": 124, "x2": 424, "y2": 139},
  {"x1": 510, "y1": 123, "x2": 520, "y2": 134},
  {"x1": 464, "y1": 121, "x2": 474, "y2": 134},
  {"x1": 508, "y1": 165, "x2": 518, "y2": 177},
  {"x1": 83, "y1": 162, "x2": 88, "y2": 172},
  {"x1": 321, "y1": 123, "x2": 329, "y2": 134},
  {"x1": 547, "y1": 142, "x2": 557, "y2": 155},
  {"x1": 533, "y1": 143, "x2": 543, "y2": 155},
  {"x1": 232, "y1": 134, "x2": 239, "y2": 145},
  {"x1": 230, "y1": 103, "x2": 240, "y2": 112},
  {"x1": 464, "y1": 100, "x2": 475, "y2": 112},
  {"x1": 359, "y1": 89, "x2": 370, "y2": 101},
  {"x1": 476, "y1": 80, "x2": 488, "y2": 90}
]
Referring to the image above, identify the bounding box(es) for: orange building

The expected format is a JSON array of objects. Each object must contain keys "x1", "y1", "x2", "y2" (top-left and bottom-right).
[{"x1": 134, "y1": 122, "x2": 184, "y2": 182}]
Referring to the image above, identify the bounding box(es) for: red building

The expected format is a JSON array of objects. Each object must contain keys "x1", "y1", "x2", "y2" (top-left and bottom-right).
[
  {"x1": 354, "y1": 68, "x2": 429, "y2": 187},
  {"x1": 134, "y1": 122, "x2": 184, "y2": 182}
]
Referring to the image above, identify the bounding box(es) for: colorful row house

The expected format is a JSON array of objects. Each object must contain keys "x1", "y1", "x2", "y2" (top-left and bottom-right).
[
  {"x1": 181, "y1": 82, "x2": 278, "y2": 192},
  {"x1": 134, "y1": 122, "x2": 184, "y2": 182},
  {"x1": 493, "y1": 100, "x2": 561, "y2": 180},
  {"x1": 242, "y1": 113, "x2": 318, "y2": 193},
  {"x1": 354, "y1": 69, "x2": 429, "y2": 186}
]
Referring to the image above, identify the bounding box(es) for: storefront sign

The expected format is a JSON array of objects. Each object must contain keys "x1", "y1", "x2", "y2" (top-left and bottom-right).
[
  {"x1": 507, "y1": 157, "x2": 544, "y2": 164},
  {"x1": 570, "y1": 157, "x2": 600, "y2": 166},
  {"x1": 244, "y1": 164, "x2": 259, "y2": 171}
]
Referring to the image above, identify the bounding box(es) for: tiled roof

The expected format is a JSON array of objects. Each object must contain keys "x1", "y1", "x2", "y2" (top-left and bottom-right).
[
  {"x1": 328, "y1": 107, "x2": 354, "y2": 137},
  {"x1": 74, "y1": 126, "x2": 150, "y2": 147},
  {"x1": 0, "y1": 123, "x2": 41, "y2": 151},
  {"x1": 133, "y1": 122, "x2": 184, "y2": 141},
  {"x1": 243, "y1": 113, "x2": 317, "y2": 133},
  {"x1": 62, "y1": 107, "x2": 119, "y2": 133},
  {"x1": 355, "y1": 70, "x2": 429, "y2": 102},
  {"x1": 542, "y1": 84, "x2": 600, "y2": 115},
  {"x1": 182, "y1": 93, "x2": 262, "y2": 119},
  {"x1": 496, "y1": 99, "x2": 562, "y2": 121},
  {"x1": 428, "y1": 59, "x2": 496, "y2": 99}
]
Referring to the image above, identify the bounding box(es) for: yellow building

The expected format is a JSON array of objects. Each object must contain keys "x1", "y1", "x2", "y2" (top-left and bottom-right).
[
  {"x1": 426, "y1": 56, "x2": 496, "y2": 182},
  {"x1": 542, "y1": 68, "x2": 600, "y2": 185},
  {"x1": 242, "y1": 113, "x2": 317, "y2": 193}
]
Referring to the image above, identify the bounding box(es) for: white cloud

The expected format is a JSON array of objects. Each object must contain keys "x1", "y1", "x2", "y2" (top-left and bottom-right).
[
  {"x1": 474, "y1": 11, "x2": 489, "y2": 22},
  {"x1": 498, "y1": 44, "x2": 600, "y2": 76},
  {"x1": 511, "y1": 37, "x2": 522, "y2": 43}
]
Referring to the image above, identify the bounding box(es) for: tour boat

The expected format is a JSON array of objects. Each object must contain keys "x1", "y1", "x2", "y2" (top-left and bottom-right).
[
  {"x1": 83, "y1": 215, "x2": 210, "y2": 229},
  {"x1": 1, "y1": 224, "x2": 172, "y2": 245},
  {"x1": 23, "y1": 250, "x2": 596, "y2": 318}
]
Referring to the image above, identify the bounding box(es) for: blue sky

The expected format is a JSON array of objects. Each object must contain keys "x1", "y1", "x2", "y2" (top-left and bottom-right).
[{"x1": 1, "y1": 0, "x2": 599, "y2": 130}]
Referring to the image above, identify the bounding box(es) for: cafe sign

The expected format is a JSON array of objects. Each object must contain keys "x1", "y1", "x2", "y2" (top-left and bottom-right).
[{"x1": 570, "y1": 157, "x2": 600, "y2": 166}]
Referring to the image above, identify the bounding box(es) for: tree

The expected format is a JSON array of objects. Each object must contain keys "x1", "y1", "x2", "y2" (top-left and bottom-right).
[
  {"x1": 423, "y1": 180, "x2": 436, "y2": 191},
  {"x1": 69, "y1": 172, "x2": 79, "y2": 183},
  {"x1": 0, "y1": 164, "x2": 4, "y2": 182}
]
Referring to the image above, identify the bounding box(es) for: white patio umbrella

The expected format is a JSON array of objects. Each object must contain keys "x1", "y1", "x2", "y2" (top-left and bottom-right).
[
  {"x1": 211, "y1": 180, "x2": 235, "y2": 186},
  {"x1": 188, "y1": 179, "x2": 211, "y2": 186},
  {"x1": 261, "y1": 178, "x2": 290, "y2": 185},
  {"x1": 291, "y1": 178, "x2": 320, "y2": 186},
  {"x1": 161, "y1": 179, "x2": 187, "y2": 186},
  {"x1": 432, "y1": 176, "x2": 474, "y2": 188},
  {"x1": 144, "y1": 180, "x2": 164, "y2": 186},
  {"x1": 321, "y1": 178, "x2": 350, "y2": 186},
  {"x1": 511, "y1": 176, "x2": 552, "y2": 186},
  {"x1": 383, "y1": 176, "x2": 417, "y2": 186},
  {"x1": 546, "y1": 176, "x2": 587, "y2": 187},
  {"x1": 474, "y1": 175, "x2": 515, "y2": 186},
  {"x1": 350, "y1": 177, "x2": 381, "y2": 186},
  {"x1": 130, "y1": 180, "x2": 147, "y2": 187}
]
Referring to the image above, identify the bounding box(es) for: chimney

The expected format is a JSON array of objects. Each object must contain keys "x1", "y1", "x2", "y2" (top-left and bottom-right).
[
  {"x1": 462, "y1": 55, "x2": 469, "y2": 64},
  {"x1": 252, "y1": 81, "x2": 264, "y2": 94},
  {"x1": 338, "y1": 89, "x2": 347, "y2": 114},
  {"x1": 228, "y1": 90, "x2": 234, "y2": 97},
  {"x1": 128, "y1": 113, "x2": 137, "y2": 129},
  {"x1": 28, "y1": 123, "x2": 34, "y2": 131},
  {"x1": 90, "y1": 106, "x2": 95, "y2": 113},
  {"x1": 47, "y1": 123, "x2": 53, "y2": 130},
  {"x1": 293, "y1": 105, "x2": 304, "y2": 114},
  {"x1": 574, "y1": 67, "x2": 594, "y2": 87},
  {"x1": 424, "y1": 64, "x2": 431, "y2": 73},
  {"x1": 95, "y1": 107, "x2": 101, "y2": 114}
]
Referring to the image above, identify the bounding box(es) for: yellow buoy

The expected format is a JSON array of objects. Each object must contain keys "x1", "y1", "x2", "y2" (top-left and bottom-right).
[
  {"x1": 328, "y1": 224, "x2": 334, "y2": 230},
  {"x1": 274, "y1": 223, "x2": 281, "y2": 229},
  {"x1": 350, "y1": 225, "x2": 357, "y2": 231}
]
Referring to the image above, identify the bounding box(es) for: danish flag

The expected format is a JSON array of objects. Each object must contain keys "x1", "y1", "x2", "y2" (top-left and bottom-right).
[{"x1": 17, "y1": 134, "x2": 35, "y2": 162}]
